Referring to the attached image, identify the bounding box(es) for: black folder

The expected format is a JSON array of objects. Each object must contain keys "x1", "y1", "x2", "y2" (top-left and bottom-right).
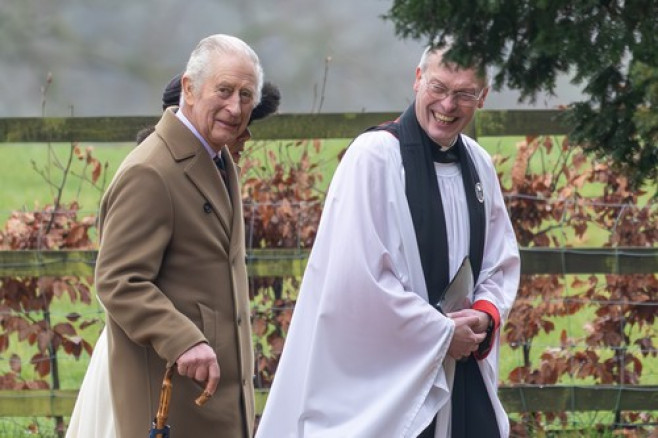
[{"x1": 435, "y1": 256, "x2": 473, "y2": 314}]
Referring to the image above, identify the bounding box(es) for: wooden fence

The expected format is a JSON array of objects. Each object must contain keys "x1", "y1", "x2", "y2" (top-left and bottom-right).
[
  {"x1": 1, "y1": 111, "x2": 657, "y2": 420},
  {"x1": 0, "y1": 109, "x2": 571, "y2": 143}
]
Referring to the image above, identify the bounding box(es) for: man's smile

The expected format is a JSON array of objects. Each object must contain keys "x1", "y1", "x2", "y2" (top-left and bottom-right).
[{"x1": 431, "y1": 110, "x2": 456, "y2": 124}]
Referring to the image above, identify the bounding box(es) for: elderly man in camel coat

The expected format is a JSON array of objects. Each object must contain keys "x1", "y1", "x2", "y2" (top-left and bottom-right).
[{"x1": 95, "y1": 34, "x2": 262, "y2": 437}]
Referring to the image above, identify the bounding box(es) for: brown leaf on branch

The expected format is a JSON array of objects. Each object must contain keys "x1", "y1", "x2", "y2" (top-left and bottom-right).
[
  {"x1": 54, "y1": 322, "x2": 76, "y2": 336},
  {"x1": 252, "y1": 317, "x2": 268, "y2": 337},
  {"x1": 9, "y1": 354, "x2": 21, "y2": 373},
  {"x1": 511, "y1": 140, "x2": 530, "y2": 188},
  {"x1": 31, "y1": 353, "x2": 51, "y2": 377},
  {"x1": 91, "y1": 159, "x2": 102, "y2": 183}
]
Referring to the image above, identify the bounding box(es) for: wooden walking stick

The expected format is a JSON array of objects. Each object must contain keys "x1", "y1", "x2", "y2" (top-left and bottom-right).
[
  {"x1": 195, "y1": 388, "x2": 212, "y2": 407},
  {"x1": 149, "y1": 364, "x2": 214, "y2": 437},
  {"x1": 149, "y1": 366, "x2": 175, "y2": 438}
]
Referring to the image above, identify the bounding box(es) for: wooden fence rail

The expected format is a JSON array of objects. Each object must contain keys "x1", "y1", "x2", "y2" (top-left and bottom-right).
[
  {"x1": 1, "y1": 112, "x2": 656, "y2": 421},
  {"x1": 0, "y1": 110, "x2": 571, "y2": 143},
  {"x1": 3, "y1": 385, "x2": 658, "y2": 418},
  {"x1": 1, "y1": 247, "x2": 658, "y2": 277}
]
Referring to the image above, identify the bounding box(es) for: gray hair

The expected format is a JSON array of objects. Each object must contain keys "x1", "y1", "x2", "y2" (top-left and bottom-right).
[
  {"x1": 418, "y1": 45, "x2": 490, "y2": 87},
  {"x1": 184, "y1": 34, "x2": 264, "y2": 106}
]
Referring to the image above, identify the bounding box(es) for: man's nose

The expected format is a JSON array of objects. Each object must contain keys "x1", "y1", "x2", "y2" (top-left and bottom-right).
[
  {"x1": 225, "y1": 92, "x2": 243, "y2": 115},
  {"x1": 439, "y1": 93, "x2": 459, "y2": 111}
]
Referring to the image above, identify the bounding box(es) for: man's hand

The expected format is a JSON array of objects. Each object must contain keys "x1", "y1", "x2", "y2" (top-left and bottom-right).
[
  {"x1": 176, "y1": 342, "x2": 220, "y2": 399},
  {"x1": 449, "y1": 308, "x2": 491, "y2": 334},
  {"x1": 446, "y1": 314, "x2": 486, "y2": 360}
]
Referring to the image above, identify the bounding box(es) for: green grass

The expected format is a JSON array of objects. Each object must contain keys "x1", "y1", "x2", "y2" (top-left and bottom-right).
[
  {"x1": 0, "y1": 142, "x2": 134, "y2": 224},
  {"x1": 0, "y1": 418, "x2": 64, "y2": 438}
]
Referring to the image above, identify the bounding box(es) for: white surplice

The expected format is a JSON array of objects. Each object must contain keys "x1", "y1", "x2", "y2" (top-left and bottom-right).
[
  {"x1": 66, "y1": 327, "x2": 115, "y2": 438},
  {"x1": 256, "y1": 131, "x2": 520, "y2": 438}
]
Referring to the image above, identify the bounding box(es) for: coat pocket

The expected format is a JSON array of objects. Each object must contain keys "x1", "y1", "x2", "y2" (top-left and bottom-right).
[{"x1": 197, "y1": 302, "x2": 218, "y2": 348}]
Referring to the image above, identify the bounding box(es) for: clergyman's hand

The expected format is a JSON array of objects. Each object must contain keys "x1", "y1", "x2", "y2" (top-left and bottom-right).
[
  {"x1": 448, "y1": 308, "x2": 491, "y2": 334},
  {"x1": 176, "y1": 342, "x2": 220, "y2": 400},
  {"x1": 446, "y1": 315, "x2": 486, "y2": 361}
]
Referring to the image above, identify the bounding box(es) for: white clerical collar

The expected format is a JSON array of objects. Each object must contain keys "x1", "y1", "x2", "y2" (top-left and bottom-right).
[
  {"x1": 175, "y1": 110, "x2": 217, "y2": 159},
  {"x1": 439, "y1": 136, "x2": 458, "y2": 152}
]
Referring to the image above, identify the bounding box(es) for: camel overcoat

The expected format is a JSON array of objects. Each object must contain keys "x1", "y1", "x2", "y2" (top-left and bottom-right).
[{"x1": 95, "y1": 108, "x2": 254, "y2": 437}]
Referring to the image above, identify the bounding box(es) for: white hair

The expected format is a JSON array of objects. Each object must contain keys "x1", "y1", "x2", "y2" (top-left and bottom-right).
[{"x1": 184, "y1": 34, "x2": 264, "y2": 105}]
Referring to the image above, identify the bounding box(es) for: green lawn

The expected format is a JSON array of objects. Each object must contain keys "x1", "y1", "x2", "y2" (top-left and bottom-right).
[
  {"x1": 0, "y1": 142, "x2": 135, "y2": 224},
  {"x1": 0, "y1": 136, "x2": 520, "y2": 217}
]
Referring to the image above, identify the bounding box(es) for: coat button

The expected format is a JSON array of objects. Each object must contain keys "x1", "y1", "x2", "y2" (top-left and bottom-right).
[{"x1": 237, "y1": 315, "x2": 242, "y2": 325}]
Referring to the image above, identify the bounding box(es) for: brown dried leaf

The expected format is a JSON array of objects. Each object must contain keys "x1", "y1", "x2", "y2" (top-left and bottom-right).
[
  {"x1": 80, "y1": 318, "x2": 101, "y2": 330},
  {"x1": 54, "y1": 322, "x2": 76, "y2": 336},
  {"x1": 252, "y1": 317, "x2": 268, "y2": 336},
  {"x1": 9, "y1": 354, "x2": 21, "y2": 373},
  {"x1": 83, "y1": 339, "x2": 94, "y2": 356},
  {"x1": 31, "y1": 353, "x2": 51, "y2": 377},
  {"x1": 37, "y1": 331, "x2": 53, "y2": 353},
  {"x1": 64, "y1": 224, "x2": 87, "y2": 246},
  {"x1": 25, "y1": 380, "x2": 50, "y2": 390},
  {"x1": 91, "y1": 160, "x2": 102, "y2": 184}
]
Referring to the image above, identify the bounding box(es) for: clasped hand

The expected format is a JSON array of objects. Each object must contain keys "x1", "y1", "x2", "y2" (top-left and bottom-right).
[{"x1": 446, "y1": 309, "x2": 490, "y2": 361}]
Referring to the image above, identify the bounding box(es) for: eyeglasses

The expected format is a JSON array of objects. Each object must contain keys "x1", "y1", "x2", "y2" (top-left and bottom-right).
[{"x1": 423, "y1": 78, "x2": 484, "y2": 107}]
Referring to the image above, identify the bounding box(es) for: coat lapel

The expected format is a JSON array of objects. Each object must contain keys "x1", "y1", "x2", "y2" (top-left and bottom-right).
[
  {"x1": 185, "y1": 152, "x2": 233, "y2": 236},
  {"x1": 157, "y1": 110, "x2": 233, "y2": 237},
  {"x1": 224, "y1": 149, "x2": 245, "y2": 263}
]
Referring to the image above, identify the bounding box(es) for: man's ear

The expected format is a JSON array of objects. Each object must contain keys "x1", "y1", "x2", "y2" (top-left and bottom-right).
[
  {"x1": 477, "y1": 87, "x2": 490, "y2": 109},
  {"x1": 182, "y1": 75, "x2": 195, "y2": 107},
  {"x1": 413, "y1": 66, "x2": 422, "y2": 93}
]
